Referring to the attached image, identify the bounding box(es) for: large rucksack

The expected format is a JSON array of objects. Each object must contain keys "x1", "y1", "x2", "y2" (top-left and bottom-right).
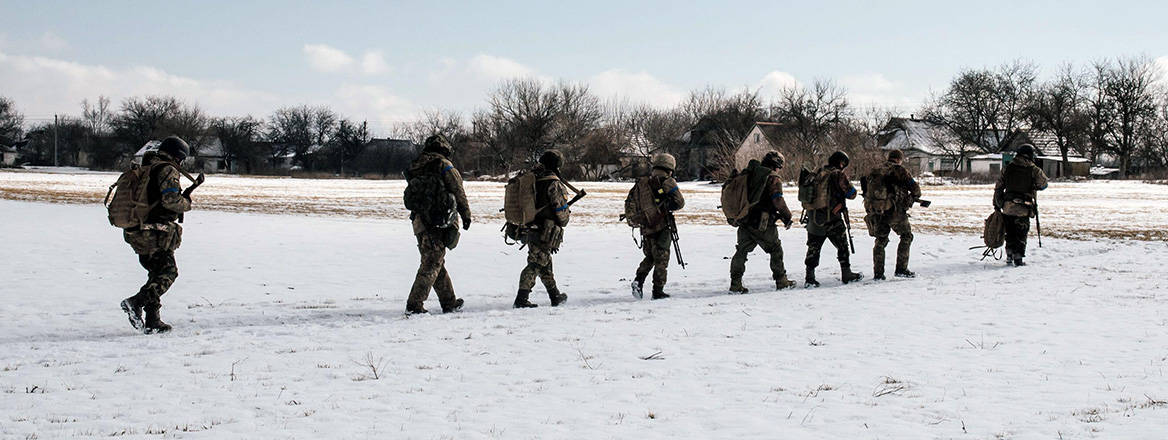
[
  {"x1": 720, "y1": 170, "x2": 752, "y2": 225},
  {"x1": 625, "y1": 177, "x2": 665, "y2": 229},
  {"x1": 105, "y1": 161, "x2": 173, "y2": 229},
  {"x1": 861, "y1": 164, "x2": 893, "y2": 213},
  {"x1": 797, "y1": 166, "x2": 830, "y2": 211},
  {"x1": 982, "y1": 210, "x2": 1006, "y2": 249},
  {"x1": 403, "y1": 159, "x2": 457, "y2": 228}
]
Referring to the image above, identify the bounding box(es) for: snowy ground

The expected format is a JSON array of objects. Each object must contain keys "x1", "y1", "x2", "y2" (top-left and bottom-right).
[
  {"x1": 1, "y1": 198, "x2": 1166, "y2": 439},
  {"x1": 3, "y1": 169, "x2": 1168, "y2": 241}
]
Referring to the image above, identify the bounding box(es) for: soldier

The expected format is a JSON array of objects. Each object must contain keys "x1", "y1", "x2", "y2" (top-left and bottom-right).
[
  {"x1": 405, "y1": 134, "x2": 472, "y2": 314},
  {"x1": 993, "y1": 144, "x2": 1048, "y2": 266},
  {"x1": 729, "y1": 151, "x2": 797, "y2": 293},
  {"x1": 804, "y1": 151, "x2": 863, "y2": 287},
  {"x1": 514, "y1": 150, "x2": 571, "y2": 308},
  {"x1": 119, "y1": 136, "x2": 193, "y2": 334},
  {"x1": 631, "y1": 153, "x2": 685, "y2": 300},
  {"x1": 865, "y1": 150, "x2": 923, "y2": 280}
]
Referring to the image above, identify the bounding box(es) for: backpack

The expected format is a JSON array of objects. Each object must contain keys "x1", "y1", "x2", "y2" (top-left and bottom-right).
[
  {"x1": 861, "y1": 165, "x2": 893, "y2": 213},
  {"x1": 720, "y1": 170, "x2": 752, "y2": 225},
  {"x1": 403, "y1": 159, "x2": 457, "y2": 228},
  {"x1": 625, "y1": 177, "x2": 665, "y2": 229},
  {"x1": 982, "y1": 210, "x2": 1006, "y2": 249},
  {"x1": 798, "y1": 166, "x2": 830, "y2": 211},
  {"x1": 105, "y1": 161, "x2": 172, "y2": 229},
  {"x1": 503, "y1": 171, "x2": 540, "y2": 227}
]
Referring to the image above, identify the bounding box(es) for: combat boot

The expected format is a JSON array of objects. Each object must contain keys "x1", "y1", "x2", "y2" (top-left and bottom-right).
[
  {"x1": 775, "y1": 275, "x2": 796, "y2": 290},
  {"x1": 405, "y1": 303, "x2": 429, "y2": 315},
  {"x1": 631, "y1": 279, "x2": 645, "y2": 299},
  {"x1": 651, "y1": 286, "x2": 670, "y2": 300},
  {"x1": 894, "y1": 269, "x2": 916, "y2": 278},
  {"x1": 841, "y1": 266, "x2": 864, "y2": 284},
  {"x1": 873, "y1": 272, "x2": 886, "y2": 281},
  {"x1": 1013, "y1": 258, "x2": 1026, "y2": 267},
  {"x1": 143, "y1": 307, "x2": 171, "y2": 334},
  {"x1": 441, "y1": 298, "x2": 464, "y2": 313},
  {"x1": 513, "y1": 289, "x2": 538, "y2": 309},
  {"x1": 120, "y1": 295, "x2": 145, "y2": 330},
  {"x1": 804, "y1": 270, "x2": 820, "y2": 288},
  {"x1": 728, "y1": 278, "x2": 749, "y2": 294},
  {"x1": 549, "y1": 289, "x2": 568, "y2": 307}
]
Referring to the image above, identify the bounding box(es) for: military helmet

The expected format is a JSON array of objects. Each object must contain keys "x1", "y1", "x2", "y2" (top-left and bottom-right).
[
  {"x1": 158, "y1": 136, "x2": 190, "y2": 162},
  {"x1": 828, "y1": 150, "x2": 850, "y2": 168},
  {"x1": 424, "y1": 134, "x2": 453, "y2": 157},
  {"x1": 761, "y1": 150, "x2": 785, "y2": 169},
  {"x1": 650, "y1": 152, "x2": 676, "y2": 171},
  {"x1": 539, "y1": 149, "x2": 564, "y2": 171},
  {"x1": 888, "y1": 150, "x2": 904, "y2": 161},
  {"x1": 1015, "y1": 144, "x2": 1036, "y2": 160}
]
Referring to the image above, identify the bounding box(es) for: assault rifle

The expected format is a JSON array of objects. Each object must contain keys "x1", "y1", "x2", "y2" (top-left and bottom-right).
[
  {"x1": 556, "y1": 172, "x2": 588, "y2": 207},
  {"x1": 915, "y1": 198, "x2": 932, "y2": 208},
  {"x1": 837, "y1": 203, "x2": 856, "y2": 254},
  {"x1": 177, "y1": 170, "x2": 205, "y2": 224},
  {"x1": 1034, "y1": 197, "x2": 1042, "y2": 248},
  {"x1": 665, "y1": 211, "x2": 686, "y2": 269}
]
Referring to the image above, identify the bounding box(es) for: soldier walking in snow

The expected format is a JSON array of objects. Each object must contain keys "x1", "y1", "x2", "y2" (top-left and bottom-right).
[
  {"x1": 403, "y1": 134, "x2": 472, "y2": 314},
  {"x1": 802, "y1": 151, "x2": 863, "y2": 287},
  {"x1": 627, "y1": 153, "x2": 685, "y2": 300},
  {"x1": 513, "y1": 150, "x2": 571, "y2": 308},
  {"x1": 993, "y1": 144, "x2": 1048, "y2": 266},
  {"x1": 728, "y1": 151, "x2": 797, "y2": 293},
  {"x1": 118, "y1": 136, "x2": 196, "y2": 334},
  {"x1": 863, "y1": 150, "x2": 923, "y2": 279}
]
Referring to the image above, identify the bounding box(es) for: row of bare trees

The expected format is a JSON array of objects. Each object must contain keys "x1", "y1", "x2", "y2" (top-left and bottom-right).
[{"x1": 925, "y1": 56, "x2": 1167, "y2": 178}]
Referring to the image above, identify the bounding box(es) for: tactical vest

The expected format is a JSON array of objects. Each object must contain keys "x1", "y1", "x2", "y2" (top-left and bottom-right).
[{"x1": 1002, "y1": 162, "x2": 1034, "y2": 199}]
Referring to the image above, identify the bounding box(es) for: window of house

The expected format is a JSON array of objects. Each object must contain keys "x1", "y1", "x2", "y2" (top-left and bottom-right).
[
  {"x1": 990, "y1": 163, "x2": 1000, "y2": 173},
  {"x1": 941, "y1": 159, "x2": 956, "y2": 170},
  {"x1": 754, "y1": 133, "x2": 760, "y2": 142}
]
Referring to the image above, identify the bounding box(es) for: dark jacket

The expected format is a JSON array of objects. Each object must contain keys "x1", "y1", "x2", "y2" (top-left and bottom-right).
[{"x1": 143, "y1": 152, "x2": 192, "y2": 224}]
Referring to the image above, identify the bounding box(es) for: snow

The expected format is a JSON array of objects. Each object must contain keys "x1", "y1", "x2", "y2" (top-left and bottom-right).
[{"x1": 1, "y1": 194, "x2": 1167, "y2": 439}]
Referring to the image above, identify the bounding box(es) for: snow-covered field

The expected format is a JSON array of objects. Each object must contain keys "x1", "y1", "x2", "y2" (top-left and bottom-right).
[
  {"x1": 1, "y1": 194, "x2": 1167, "y2": 439},
  {"x1": 3, "y1": 169, "x2": 1168, "y2": 241}
]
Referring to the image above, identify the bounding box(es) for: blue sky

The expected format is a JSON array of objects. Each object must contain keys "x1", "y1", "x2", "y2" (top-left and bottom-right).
[{"x1": 1, "y1": 0, "x2": 1165, "y2": 134}]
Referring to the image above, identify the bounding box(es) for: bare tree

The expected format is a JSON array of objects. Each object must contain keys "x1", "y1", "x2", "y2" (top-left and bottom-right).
[
  {"x1": 0, "y1": 96, "x2": 23, "y2": 140},
  {"x1": 1028, "y1": 64, "x2": 1089, "y2": 175},
  {"x1": 932, "y1": 61, "x2": 1037, "y2": 153},
  {"x1": 770, "y1": 79, "x2": 851, "y2": 160},
  {"x1": 1093, "y1": 56, "x2": 1162, "y2": 177},
  {"x1": 266, "y1": 105, "x2": 338, "y2": 169},
  {"x1": 212, "y1": 116, "x2": 264, "y2": 173},
  {"x1": 483, "y1": 79, "x2": 603, "y2": 174},
  {"x1": 331, "y1": 119, "x2": 370, "y2": 175},
  {"x1": 81, "y1": 96, "x2": 113, "y2": 136}
]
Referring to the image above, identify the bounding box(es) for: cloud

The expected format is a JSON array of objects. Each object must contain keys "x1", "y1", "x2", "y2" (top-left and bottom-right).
[
  {"x1": 303, "y1": 44, "x2": 354, "y2": 73},
  {"x1": 839, "y1": 72, "x2": 921, "y2": 108},
  {"x1": 38, "y1": 32, "x2": 69, "y2": 52},
  {"x1": 0, "y1": 50, "x2": 279, "y2": 118},
  {"x1": 757, "y1": 70, "x2": 800, "y2": 96},
  {"x1": 334, "y1": 84, "x2": 415, "y2": 130},
  {"x1": 361, "y1": 51, "x2": 389, "y2": 75},
  {"x1": 589, "y1": 69, "x2": 684, "y2": 107},
  {"x1": 467, "y1": 54, "x2": 540, "y2": 81}
]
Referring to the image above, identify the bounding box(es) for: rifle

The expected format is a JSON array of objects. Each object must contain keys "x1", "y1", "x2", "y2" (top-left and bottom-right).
[
  {"x1": 556, "y1": 172, "x2": 588, "y2": 207},
  {"x1": 916, "y1": 199, "x2": 932, "y2": 208},
  {"x1": 665, "y1": 211, "x2": 686, "y2": 269},
  {"x1": 1034, "y1": 197, "x2": 1042, "y2": 248},
  {"x1": 176, "y1": 169, "x2": 205, "y2": 224},
  {"x1": 840, "y1": 206, "x2": 856, "y2": 255}
]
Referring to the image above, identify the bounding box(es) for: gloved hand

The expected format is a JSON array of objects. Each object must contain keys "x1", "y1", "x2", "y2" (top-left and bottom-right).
[
  {"x1": 783, "y1": 219, "x2": 793, "y2": 230},
  {"x1": 462, "y1": 216, "x2": 472, "y2": 230}
]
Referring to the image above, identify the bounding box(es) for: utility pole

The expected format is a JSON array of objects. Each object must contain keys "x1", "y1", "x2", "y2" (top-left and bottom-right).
[{"x1": 53, "y1": 114, "x2": 59, "y2": 167}]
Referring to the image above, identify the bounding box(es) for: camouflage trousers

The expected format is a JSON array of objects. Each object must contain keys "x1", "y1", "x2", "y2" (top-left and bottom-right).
[
  {"x1": 1003, "y1": 214, "x2": 1031, "y2": 259},
  {"x1": 407, "y1": 229, "x2": 459, "y2": 310},
  {"x1": 805, "y1": 219, "x2": 850, "y2": 270},
  {"x1": 519, "y1": 242, "x2": 559, "y2": 295},
  {"x1": 730, "y1": 223, "x2": 788, "y2": 283},
  {"x1": 868, "y1": 211, "x2": 914, "y2": 275},
  {"x1": 134, "y1": 251, "x2": 178, "y2": 311},
  {"x1": 635, "y1": 230, "x2": 672, "y2": 293}
]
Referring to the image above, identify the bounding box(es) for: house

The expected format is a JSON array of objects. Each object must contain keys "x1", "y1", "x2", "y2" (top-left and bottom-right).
[
  {"x1": 0, "y1": 135, "x2": 25, "y2": 166},
  {"x1": 678, "y1": 116, "x2": 730, "y2": 180},
  {"x1": 735, "y1": 122, "x2": 788, "y2": 171},
  {"x1": 876, "y1": 118, "x2": 971, "y2": 175},
  {"x1": 133, "y1": 137, "x2": 229, "y2": 172},
  {"x1": 1000, "y1": 130, "x2": 1091, "y2": 178}
]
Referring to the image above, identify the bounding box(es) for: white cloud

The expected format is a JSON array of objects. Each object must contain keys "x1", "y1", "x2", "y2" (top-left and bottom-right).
[
  {"x1": 757, "y1": 70, "x2": 800, "y2": 96},
  {"x1": 361, "y1": 51, "x2": 389, "y2": 75},
  {"x1": 589, "y1": 69, "x2": 684, "y2": 107},
  {"x1": 467, "y1": 54, "x2": 540, "y2": 81},
  {"x1": 38, "y1": 31, "x2": 69, "y2": 52},
  {"x1": 303, "y1": 44, "x2": 354, "y2": 73},
  {"x1": 0, "y1": 50, "x2": 279, "y2": 118},
  {"x1": 335, "y1": 84, "x2": 415, "y2": 130},
  {"x1": 840, "y1": 72, "x2": 921, "y2": 108}
]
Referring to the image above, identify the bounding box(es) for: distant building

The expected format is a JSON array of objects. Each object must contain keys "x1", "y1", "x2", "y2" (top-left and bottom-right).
[
  {"x1": 0, "y1": 135, "x2": 25, "y2": 166},
  {"x1": 876, "y1": 117, "x2": 970, "y2": 175},
  {"x1": 679, "y1": 116, "x2": 730, "y2": 180},
  {"x1": 1000, "y1": 130, "x2": 1091, "y2": 178},
  {"x1": 735, "y1": 122, "x2": 788, "y2": 171},
  {"x1": 133, "y1": 137, "x2": 230, "y2": 172}
]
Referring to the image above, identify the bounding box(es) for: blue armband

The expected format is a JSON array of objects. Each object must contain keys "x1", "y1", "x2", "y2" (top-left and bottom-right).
[
  {"x1": 554, "y1": 204, "x2": 569, "y2": 212},
  {"x1": 160, "y1": 187, "x2": 180, "y2": 195},
  {"x1": 771, "y1": 193, "x2": 783, "y2": 199},
  {"x1": 845, "y1": 187, "x2": 857, "y2": 198},
  {"x1": 441, "y1": 165, "x2": 453, "y2": 175}
]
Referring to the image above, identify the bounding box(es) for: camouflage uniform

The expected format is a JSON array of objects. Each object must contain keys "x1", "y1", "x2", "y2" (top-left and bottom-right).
[
  {"x1": 729, "y1": 160, "x2": 794, "y2": 291},
  {"x1": 803, "y1": 164, "x2": 859, "y2": 284},
  {"x1": 517, "y1": 165, "x2": 571, "y2": 306},
  {"x1": 122, "y1": 151, "x2": 191, "y2": 330},
  {"x1": 633, "y1": 169, "x2": 685, "y2": 297},
  {"x1": 993, "y1": 155, "x2": 1048, "y2": 265},
  {"x1": 406, "y1": 151, "x2": 471, "y2": 313},
  {"x1": 864, "y1": 160, "x2": 922, "y2": 278}
]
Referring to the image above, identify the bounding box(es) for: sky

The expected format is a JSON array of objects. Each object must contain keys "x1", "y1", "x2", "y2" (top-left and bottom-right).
[{"x1": 1, "y1": 0, "x2": 1166, "y2": 135}]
